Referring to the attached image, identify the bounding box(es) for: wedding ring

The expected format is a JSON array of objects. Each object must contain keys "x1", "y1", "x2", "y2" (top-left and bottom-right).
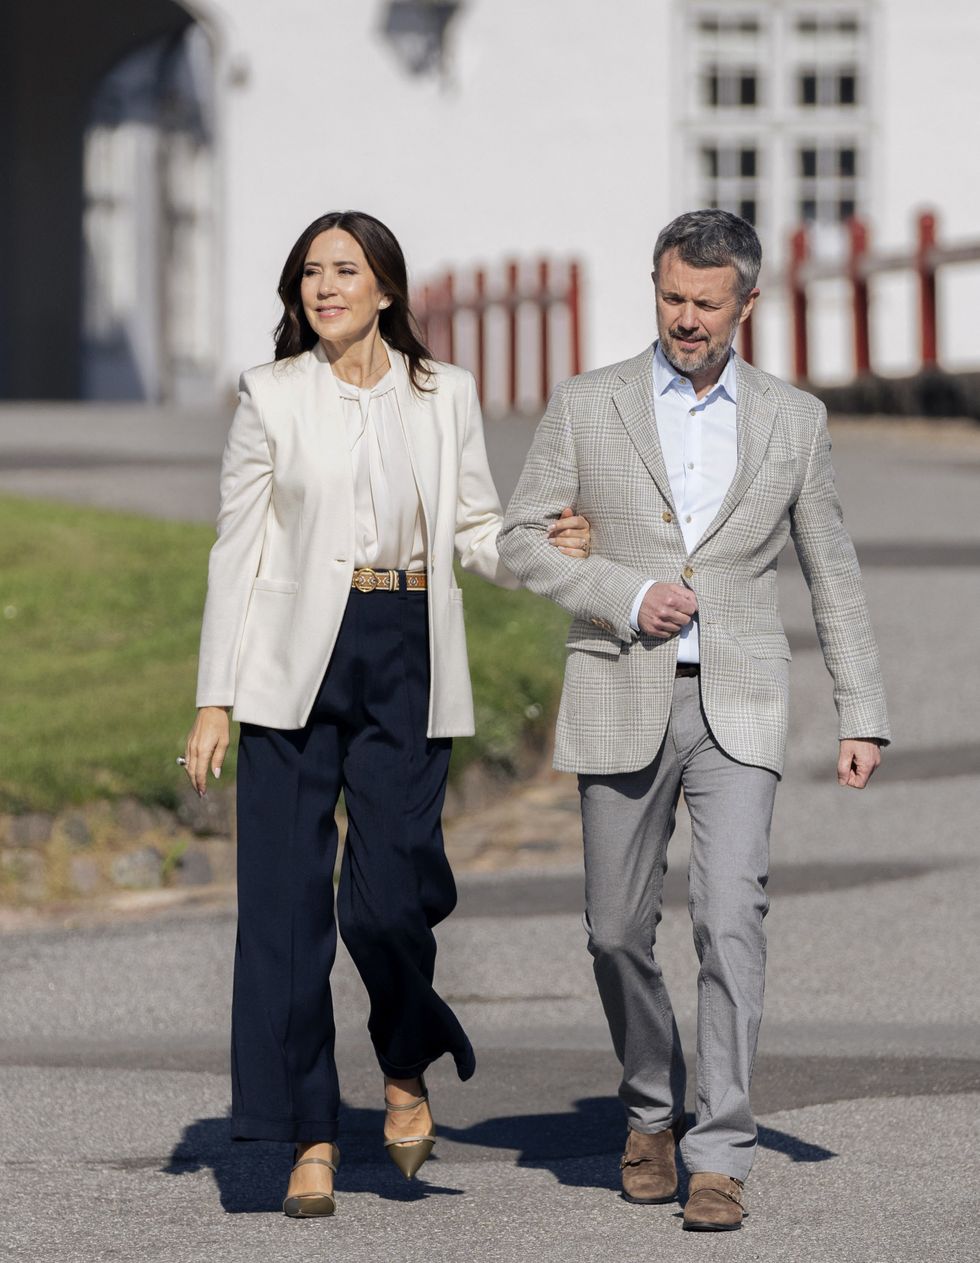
[{"x1": 176, "y1": 756, "x2": 188, "y2": 767}]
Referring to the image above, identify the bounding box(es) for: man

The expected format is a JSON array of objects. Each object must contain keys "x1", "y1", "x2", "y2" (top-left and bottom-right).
[{"x1": 498, "y1": 210, "x2": 888, "y2": 1232}]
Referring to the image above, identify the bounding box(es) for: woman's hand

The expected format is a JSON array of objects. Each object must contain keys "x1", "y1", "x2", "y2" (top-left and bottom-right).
[
  {"x1": 183, "y1": 706, "x2": 230, "y2": 797},
  {"x1": 547, "y1": 506, "x2": 592, "y2": 558}
]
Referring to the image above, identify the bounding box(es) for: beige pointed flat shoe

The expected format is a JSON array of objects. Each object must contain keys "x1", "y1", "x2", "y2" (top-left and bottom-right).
[
  {"x1": 384, "y1": 1075, "x2": 436, "y2": 1179},
  {"x1": 282, "y1": 1143, "x2": 339, "y2": 1217}
]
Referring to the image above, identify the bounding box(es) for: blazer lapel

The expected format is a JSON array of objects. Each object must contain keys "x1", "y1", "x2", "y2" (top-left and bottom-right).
[
  {"x1": 387, "y1": 349, "x2": 434, "y2": 538},
  {"x1": 694, "y1": 356, "x2": 778, "y2": 550},
  {"x1": 612, "y1": 345, "x2": 676, "y2": 512},
  {"x1": 307, "y1": 342, "x2": 355, "y2": 520}
]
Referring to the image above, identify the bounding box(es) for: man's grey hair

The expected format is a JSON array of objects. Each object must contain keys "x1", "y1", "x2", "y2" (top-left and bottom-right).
[{"x1": 653, "y1": 210, "x2": 762, "y2": 303}]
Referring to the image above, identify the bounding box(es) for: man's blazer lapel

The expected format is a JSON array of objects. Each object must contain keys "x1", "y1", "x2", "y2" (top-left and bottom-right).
[
  {"x1": 612, "y1": 345, "x2": 676, "y2": 512},
  {"x1": 694, "y1": 355, "x2": 778, "y2": 551}
]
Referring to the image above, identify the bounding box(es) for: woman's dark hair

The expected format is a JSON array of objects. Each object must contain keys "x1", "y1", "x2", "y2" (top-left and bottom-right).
[{"x1": 273, "y1": 210, "x2": 434, "y2": 391}]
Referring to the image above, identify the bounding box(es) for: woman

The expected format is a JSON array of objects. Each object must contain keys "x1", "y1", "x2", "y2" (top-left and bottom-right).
[{"x1": 182, "y1": 211, "x2": 590, "y2": 1217}]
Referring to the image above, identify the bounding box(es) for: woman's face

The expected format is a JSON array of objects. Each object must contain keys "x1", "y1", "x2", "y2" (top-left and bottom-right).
[{"x1": 300, "y1": 229, "x2": 390, "y2": 348}]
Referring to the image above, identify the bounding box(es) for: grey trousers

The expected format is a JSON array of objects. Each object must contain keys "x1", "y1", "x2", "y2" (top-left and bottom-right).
[{"x1": 579, "y1": 676, "x2": 778, "y2": 1181}]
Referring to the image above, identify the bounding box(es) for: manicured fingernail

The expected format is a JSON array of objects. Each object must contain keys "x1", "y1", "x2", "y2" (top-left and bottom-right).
[{"x1": 213, "y1": 767, "x2": 221, "y2": 779}]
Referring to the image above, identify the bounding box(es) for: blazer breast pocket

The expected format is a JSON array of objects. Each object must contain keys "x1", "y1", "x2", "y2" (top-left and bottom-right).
[{"x1": 745, "y1": 457, "x2": 802, "y2": 505}]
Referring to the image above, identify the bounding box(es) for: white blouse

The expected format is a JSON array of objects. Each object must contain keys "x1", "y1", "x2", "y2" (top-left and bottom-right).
[{"x1": 334, "y1": 368, "x2": 426, "y2": 571}]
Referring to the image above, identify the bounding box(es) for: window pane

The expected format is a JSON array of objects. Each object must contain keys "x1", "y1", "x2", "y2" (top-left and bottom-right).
[
  {"x1": 740, "y1": 73, "x2": 757, "y2": 106},
  {"x1": 838, "y1": 147, "x2": 857, "y2": 177},
  {"x1": 800, "y1": 198, "x2": 817, "y2": 221},
  {"x1": 839, "y1": 72, "x2": 857, "y2": 105},
  {"x1": 839, "y1": 197, "x2": 856, "y2": 221},
  {"x1": 702, "y1": 146, "x2": 719, "y2": 178},
  {"x1": 799, "y1": 148, "x2": 817, "y2": 178},
  {"x1": 699, "y1": 17, "x2": 720, "y2": 34},
  {"x1": 739, "y1": 198, "x2": 757, "y2": 224},
  {"x1": 740, "y1": 147, "x2": 757, "y2": 177},
  {"x1": 705, "y1": 68, "x2": 720, "y2": 107},
  {"x1": 797, "y1": 17, "x2": 818, "y2": 35},
  {"x1": 799, "y1": 72, "x2": 817, "y2": 106},
  {"x1": 838, "y1": 17, "x2": 859, "y2": 34},
  {"x1": 738, "y1": 19, "x2": 759, "y2": 34}
]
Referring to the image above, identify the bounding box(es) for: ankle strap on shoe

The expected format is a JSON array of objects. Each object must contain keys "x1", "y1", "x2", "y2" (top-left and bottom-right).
[{"x1": 291, "y1": 1156, "x2": 338, "y2": 1174}]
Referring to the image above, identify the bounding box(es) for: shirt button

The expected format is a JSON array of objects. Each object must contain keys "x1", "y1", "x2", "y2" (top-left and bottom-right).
[
  {"x1": 683, "y1": 565, "x2": 695, "y2": 579},
  {"x1": 685, "y1": 515, "x2": 693, "y2": 523},
  {"x1": 689, "y1": 409, "x2": 696, "y2": 417},
  {"x1": 662, "y1": 510, "x2": 673, "y2": 523},
  {"x1": 687, "y1": 462, "x2": 694, "y2": 470}
]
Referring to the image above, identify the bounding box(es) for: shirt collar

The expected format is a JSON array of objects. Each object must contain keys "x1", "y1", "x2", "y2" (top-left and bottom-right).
[
  {"x1": 653, "y1": 340, "x2": 737, "y2": 404},
  {"x1": 334, "y1": 368, "x2": 396, "y2": 399}
]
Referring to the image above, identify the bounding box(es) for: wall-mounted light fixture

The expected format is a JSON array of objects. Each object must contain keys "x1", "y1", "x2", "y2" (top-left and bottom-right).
[{"x1": 382, "y1": 1, "x2": 462, "y2": 77}]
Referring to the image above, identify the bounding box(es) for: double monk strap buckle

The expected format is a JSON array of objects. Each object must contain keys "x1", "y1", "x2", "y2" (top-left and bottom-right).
[{"x1": 351, "y1": 567, "x2": 428, "y2": 594}]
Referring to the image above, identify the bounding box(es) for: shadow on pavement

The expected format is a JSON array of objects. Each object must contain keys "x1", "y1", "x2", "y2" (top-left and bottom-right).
[
  {"x1": 163, "y1": 1101, "x2": 834, "y2": 1212},
  {"x1": 163, "y1": 1109, "x2": 468, "y2": 1212}
]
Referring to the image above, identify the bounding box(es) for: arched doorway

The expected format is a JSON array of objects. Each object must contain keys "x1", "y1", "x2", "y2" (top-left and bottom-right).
[
  {"x1": 82, "y1": 24, "x2": 216, "y2": 401},
  {"x1": 0, "y1": 0, "x2": 219, "y2": 401}
]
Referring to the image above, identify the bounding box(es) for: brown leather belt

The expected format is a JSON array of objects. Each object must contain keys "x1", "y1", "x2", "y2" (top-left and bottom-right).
[
  {"x1": 675, "y1": 663, "x2": 700, "y2": 677},
  {"x1": 351, "y1": 567, "x2": 427, "y2": 593}
]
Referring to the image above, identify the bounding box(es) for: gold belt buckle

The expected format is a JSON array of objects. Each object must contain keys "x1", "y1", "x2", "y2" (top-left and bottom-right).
[{"x1": 353, "y1": 567, "x2": 380, "y2": 593}]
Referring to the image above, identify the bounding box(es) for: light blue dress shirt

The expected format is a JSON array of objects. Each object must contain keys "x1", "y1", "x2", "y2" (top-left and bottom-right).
[{"x1": 629, "y1": 342, "x2": 738, "y2": 662}]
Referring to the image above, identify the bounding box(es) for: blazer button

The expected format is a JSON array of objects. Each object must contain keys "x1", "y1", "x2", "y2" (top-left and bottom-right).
[
  {"x1": 683, "y1": 565, "x2": 694, "y2": 579},
  {"x1": 662, "y1": 510, "x2": 673, "y2": 523}
]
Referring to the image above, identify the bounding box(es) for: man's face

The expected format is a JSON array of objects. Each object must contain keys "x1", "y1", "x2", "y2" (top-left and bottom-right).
[{"x1": 653, "y1": 248, "x2": 757, "y2": 381}]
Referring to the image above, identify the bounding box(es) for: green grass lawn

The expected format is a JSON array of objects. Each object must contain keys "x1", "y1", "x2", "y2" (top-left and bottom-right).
[{"x1": 0, "y1": 496, "x2": 570, "y2": 814}]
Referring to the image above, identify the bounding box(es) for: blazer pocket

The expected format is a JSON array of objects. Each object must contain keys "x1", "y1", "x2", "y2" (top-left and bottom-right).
[
  {"x1": 735, "y1": 630, "x2": 792, "y2": 661},
  {"x1": 252, "y1": 578, "x2": 299, "y2": 594}
]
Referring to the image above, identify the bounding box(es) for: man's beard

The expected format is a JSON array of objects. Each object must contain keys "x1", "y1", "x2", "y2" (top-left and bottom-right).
[{"x1": 658, "y1": 309, "x2": 741, "y2": 378}]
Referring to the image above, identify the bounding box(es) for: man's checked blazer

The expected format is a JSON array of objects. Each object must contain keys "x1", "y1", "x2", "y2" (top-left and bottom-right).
[{"x1": 498, "y1": 343, "x2": 890, "y2": 776}]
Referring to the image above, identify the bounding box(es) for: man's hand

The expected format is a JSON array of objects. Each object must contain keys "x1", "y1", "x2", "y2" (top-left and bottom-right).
[
  {"x1": 837, "y1": 739, "x2": 882, "y2": 789},
  {"x1": 637, "y1": 582, "x2": 698, "y2": 639}
]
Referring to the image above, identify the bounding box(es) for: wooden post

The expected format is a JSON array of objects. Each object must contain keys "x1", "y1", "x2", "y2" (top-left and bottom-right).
[
  {"x1": 506, "y1": 261, "x2": 519, "y2": 411},
  {"x1": 569, "y1": 261, "x2": 582, "y2": 376},
  {"x1": 789, "y1": 227, "x2": 809, "y2": 381},
  {"x1": 474, "y1": 267, "x2": 486, "y2": 402},
  {"x1": 917, "y1": 211, "x2": 938, "y2": 368},
  {"x1": 538, "y1": 259, "x2": 550, "y2": 403},
  {"x1": 444, "y1": 271, "x2": 455, "y2": 366},
  {"x1": 738, "y1": 311, "x2": 754, "y2": 364},
  {"x1": 848, "y1": 218, "x2": 871, "y2": 375}
]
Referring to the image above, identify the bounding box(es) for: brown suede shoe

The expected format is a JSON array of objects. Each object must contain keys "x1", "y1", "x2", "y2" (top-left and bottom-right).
[
  {"x1": 683, "y1": 1172, "x2": 745, "y2": 1231},
  {"x1": 620, "y1": 1126, "x2": 678, "y2": 1204}
]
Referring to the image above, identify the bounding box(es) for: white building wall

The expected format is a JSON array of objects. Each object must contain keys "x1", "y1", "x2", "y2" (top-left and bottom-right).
[
  {"x1": 197, "y1": 0, "x2": 980, "y2": 390},
  {"x1": 199, "y1": 0, "x2": 673, "y2": 383},
  {"x1": 873, "y1": 0, "x2": 980, "y2": 374}
]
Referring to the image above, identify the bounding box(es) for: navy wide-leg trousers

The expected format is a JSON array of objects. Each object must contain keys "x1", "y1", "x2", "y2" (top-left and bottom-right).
[{"x1": 230, "y1": 584, "x2": 473, "y2": 1143}]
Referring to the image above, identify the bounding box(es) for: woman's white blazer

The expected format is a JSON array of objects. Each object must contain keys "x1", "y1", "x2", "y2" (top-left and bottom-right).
[{"x1": 196, "y1": 343, "x2": 518, "y2": 735}]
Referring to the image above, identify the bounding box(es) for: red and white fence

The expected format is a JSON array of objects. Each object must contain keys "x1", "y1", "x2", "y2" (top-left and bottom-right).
[
  {"x1": 787, "y1": 210, "x2": 980, "y2": 381},
  {"x1": 413, "y1": 258, "x2": 582, "y2": 412}
]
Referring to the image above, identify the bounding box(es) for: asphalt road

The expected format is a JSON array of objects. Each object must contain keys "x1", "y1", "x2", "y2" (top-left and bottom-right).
[{"x1": 1, "y1": 405, "x2": 979, "y2": 1260}]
